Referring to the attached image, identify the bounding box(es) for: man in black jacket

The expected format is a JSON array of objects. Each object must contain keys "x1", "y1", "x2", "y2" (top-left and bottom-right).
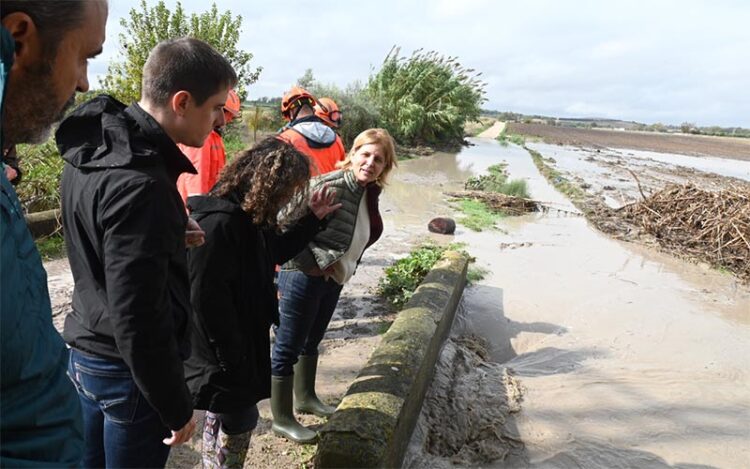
[{"x1": 56, "y1": 38, "x2": 236, "y2": 468}]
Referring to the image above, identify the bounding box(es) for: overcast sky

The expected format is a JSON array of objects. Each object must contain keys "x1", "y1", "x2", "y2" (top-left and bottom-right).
[{"x1": 92, "y1": 0, "x2": 750, "y2": 127}]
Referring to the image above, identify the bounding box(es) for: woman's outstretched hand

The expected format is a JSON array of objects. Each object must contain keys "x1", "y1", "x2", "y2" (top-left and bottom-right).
[{"x1": 309, "y1": 184, "x2": 342, "y2": 220}]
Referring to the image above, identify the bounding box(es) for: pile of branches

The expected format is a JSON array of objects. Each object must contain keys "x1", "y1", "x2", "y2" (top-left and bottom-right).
[
  {"x1": 620, "y1": 183, "x2": 750, "y2": 280},
  {"x1": 445, "y1": 190, "x2": 539, "y2": 215}
]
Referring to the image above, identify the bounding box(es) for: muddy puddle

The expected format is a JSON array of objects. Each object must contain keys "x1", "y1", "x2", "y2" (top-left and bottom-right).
[{"x1": 395, "y1": 138, "x2": 750, "y2": 468}]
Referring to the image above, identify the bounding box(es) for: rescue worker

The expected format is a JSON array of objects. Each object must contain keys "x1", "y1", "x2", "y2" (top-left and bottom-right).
[
  {"x1": 177, "y1": 88, "x2": 242, "y2": 205},
  {"x1": 277, "y1": 87, "x2": 345, "y2": 176},
  {"x1": 314, "y1": 97, "x2": 342, "y2": 130}
]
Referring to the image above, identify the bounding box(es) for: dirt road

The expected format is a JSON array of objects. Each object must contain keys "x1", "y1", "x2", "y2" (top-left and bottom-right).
[{"x1": 477, "y1": 120, "x2": 506, "y2": 139}]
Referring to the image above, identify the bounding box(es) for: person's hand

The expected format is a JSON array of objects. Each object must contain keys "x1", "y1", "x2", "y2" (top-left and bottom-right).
[
  {"x1": 163, "y1": 417, "x2": 196, "y2": 446},
  {"x1": 185, "y1": 218, "x2": 205, "y2": 248},
  {"x1": 4, "y1": 165, "x2": 18, "y2": 182},
  {"x1": 309, "y1": 185, "x2": 342, "y2": 220}
]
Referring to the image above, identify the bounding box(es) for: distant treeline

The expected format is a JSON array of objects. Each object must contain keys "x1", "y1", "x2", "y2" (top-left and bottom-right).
[{"x1": 481, "y1": 110, "x2": 750, "y2": 138}]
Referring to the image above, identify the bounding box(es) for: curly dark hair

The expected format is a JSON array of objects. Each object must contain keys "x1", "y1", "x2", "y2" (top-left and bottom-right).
[{"x1": 211, "y1": 137, "x2": 311, "y2": 227}]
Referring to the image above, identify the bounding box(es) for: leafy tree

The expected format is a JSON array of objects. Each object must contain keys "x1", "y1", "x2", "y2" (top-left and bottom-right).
[
  {"x1": 102, "y1": 0, "x2": 262, "y2": 104},
  {"x1": 296, "y1": 68, "x2": 315, "y2": 89},
  {"x1": 368, "y1": 46, "x2": 486, "y2": 146}
]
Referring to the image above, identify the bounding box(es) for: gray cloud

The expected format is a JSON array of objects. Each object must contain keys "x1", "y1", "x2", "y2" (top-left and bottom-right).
[{"x1": 91, "y1": 0, "x2": 750, "y2": 127}]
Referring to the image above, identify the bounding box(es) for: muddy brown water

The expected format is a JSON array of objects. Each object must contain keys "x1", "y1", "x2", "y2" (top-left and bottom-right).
[{"x1": 393, "y1": 138, "x2": 750, "y2": 468}]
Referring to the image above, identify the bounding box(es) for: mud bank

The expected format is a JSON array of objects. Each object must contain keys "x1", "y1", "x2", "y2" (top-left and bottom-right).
[
  {"x1": 403, "y1": 333, "x2": 524, "y2": 468},
  {"x1": 316, "y1": 251, "x2": 469, "y2": 468}
]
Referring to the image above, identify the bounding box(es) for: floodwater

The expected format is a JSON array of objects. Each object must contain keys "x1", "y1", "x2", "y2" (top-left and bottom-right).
[{"x1": 389, "y1": 138, "x2": 750, "y2": 468}]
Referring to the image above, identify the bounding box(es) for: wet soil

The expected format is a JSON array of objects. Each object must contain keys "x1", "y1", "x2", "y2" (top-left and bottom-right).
[{"x1": 509, "y1": 122, "x2": 750, "y2": 161}]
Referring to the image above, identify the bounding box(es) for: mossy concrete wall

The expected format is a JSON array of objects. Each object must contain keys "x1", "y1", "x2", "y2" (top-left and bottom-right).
[
  {"x1": 25, "y1": 208, "x2": 61, "y2": 239},
  {"x1": 316, "y1": 250, "x2": 469, "y2": 468}
]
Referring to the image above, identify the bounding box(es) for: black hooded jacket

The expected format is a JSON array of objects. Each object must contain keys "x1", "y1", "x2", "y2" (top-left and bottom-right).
[
  {"x1": 184, "y1": 195, "x2": 323, "y2": 412},
  {"x1": 56, "y1": 95, "x2": 197, "y2": 430}
]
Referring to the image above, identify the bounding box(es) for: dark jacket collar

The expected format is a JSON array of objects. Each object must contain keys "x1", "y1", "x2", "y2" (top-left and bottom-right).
[
  {"x1": 56, "y1": 95, "x2": 196, "y2": 178},
  {"x1": 125, "y1": 103, "x2": 196, "y2": 177}
]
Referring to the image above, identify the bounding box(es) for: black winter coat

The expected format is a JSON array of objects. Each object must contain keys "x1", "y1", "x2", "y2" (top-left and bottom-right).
[
  {"x1": 57, "y1": 95, "x2": 197, "y2": 430},
  {"x1": 184, "y1": 195, "x2": 323, "y2": 412}
]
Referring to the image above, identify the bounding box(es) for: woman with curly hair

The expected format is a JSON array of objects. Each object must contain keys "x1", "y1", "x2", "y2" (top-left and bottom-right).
[
  {"x1": 270, "y1": 128, "x2": 397, "y2": 443},
  {"x1": 183, "y1": 137, "x2": 340, "y2": 467}
]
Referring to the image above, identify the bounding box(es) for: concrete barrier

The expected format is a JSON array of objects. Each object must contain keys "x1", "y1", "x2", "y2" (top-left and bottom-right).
[
  {"x1": 315, "y1": 250, "x2": 469, "y2": 468},
  {"x1": 25, "y1": 208, "x2": 62, "y2": 239}
]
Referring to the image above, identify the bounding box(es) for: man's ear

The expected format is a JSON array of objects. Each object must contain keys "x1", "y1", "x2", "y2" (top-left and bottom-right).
[
  {"x1": 171, "y1": 91, "x2": 192, "y2": 117},
  {"x1": 2, "y1": 12, "x2": 44, "y2": 67}
]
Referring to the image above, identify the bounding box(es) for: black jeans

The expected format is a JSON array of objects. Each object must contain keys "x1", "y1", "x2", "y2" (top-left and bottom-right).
[{"x1": 271, "y1": 270, "x2": 343, "y2": 376}]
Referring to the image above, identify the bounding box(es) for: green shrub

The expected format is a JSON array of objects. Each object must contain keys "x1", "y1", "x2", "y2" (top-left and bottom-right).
[
  {"x1": 35, "y1": 233, "x2": 66, "y2": 261},
  {"x1": 367, "y1": 47, "x2": 485, "y2": 146},
  {"x1": 498, "y1": 179, "x2": 530, "y2": 198},
  {"x1": 14, "y1": 139, "x2": 64, "y2": 213},
  {"x1": 378, "y1": 244, "x2": 448, "y2": 308},
  {"x1": 465, "y1": 163, "x2": 530, "y2": 198}
]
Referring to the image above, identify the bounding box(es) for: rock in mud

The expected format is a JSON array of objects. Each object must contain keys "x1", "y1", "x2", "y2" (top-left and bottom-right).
[{"x1": 428, "y1": 217, "x2": 456, "y2": 235}]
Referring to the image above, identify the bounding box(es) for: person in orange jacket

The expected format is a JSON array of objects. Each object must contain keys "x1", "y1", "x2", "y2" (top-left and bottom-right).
[
  {"x1": 277, "y1": 87, "x2": 345, "y2": 176},
  {"x1": 177, "y1": 89, "x2": 242, "y2": 204}
]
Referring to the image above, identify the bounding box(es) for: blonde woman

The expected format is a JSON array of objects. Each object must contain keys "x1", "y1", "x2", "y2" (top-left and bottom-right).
[{"x1": 270, "y1": 128, "x2": 398, "y2": 443}]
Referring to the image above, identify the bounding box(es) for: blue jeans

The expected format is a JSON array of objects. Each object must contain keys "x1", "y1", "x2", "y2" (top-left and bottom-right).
[
  {"x1": 68, "y1": 349, "x2": 172, "y2": 468},
  {"x1": 271, "y1": 270, "x2": 343, "y2": 376}
]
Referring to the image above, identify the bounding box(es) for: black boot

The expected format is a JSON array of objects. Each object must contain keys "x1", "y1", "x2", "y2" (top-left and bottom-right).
[
  {"x1": 294, "y1": 354, "x2": 337, "y2": 417},
  {"x1": 270, "y1": 375, "x2": 317, "y2": 444}
]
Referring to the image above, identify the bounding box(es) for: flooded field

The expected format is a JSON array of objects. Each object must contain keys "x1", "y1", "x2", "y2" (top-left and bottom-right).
[{"x1": 398, "y1": 138, "x2": 750, "y2": 468}]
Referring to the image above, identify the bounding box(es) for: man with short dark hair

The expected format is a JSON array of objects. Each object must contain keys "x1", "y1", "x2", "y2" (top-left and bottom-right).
[
  {"x1": 56, "y1": 37, "x2": 237, "y2": 468},
  {"x1": 0, "y1": 0, "x2": 107, "y2": 466}
]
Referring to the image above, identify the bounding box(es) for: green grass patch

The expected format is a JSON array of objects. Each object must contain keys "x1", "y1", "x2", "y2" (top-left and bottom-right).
[
  {"x1": 457, "y1": 199, "x2": 504, "y2": 232},
  {"x1": 35, "y1": 233, "x2": 66, "y2": 261}
]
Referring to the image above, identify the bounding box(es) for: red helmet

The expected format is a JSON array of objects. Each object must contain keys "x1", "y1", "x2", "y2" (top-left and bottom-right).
[
  {"x1": 281, "y1": 86, "x2": 317, "y2": 121},
  {"x1": 314, "y1": 97, "x2": 342, "y2": 128},
  {"x1": 223, "y1": 89, "x2": 241, "y2": 119}
]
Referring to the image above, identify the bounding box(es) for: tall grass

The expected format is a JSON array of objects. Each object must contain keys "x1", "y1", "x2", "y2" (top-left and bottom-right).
[{"x1": 465, "y1": 163, "x2": 530, "y2": 198}]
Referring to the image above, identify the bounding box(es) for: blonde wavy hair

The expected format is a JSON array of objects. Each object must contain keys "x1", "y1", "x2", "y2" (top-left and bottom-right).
[{"x1": 338, "y1": 128, "x2": 398, "y2": 187}]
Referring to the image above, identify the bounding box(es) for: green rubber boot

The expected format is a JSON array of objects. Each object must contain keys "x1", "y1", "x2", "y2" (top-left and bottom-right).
[
  {"x1": 293, "y1": 354, "x2": 337, "y2": 417},
  {"x1": 270, "y1": 375, "x2": 318, "y2": 444}
]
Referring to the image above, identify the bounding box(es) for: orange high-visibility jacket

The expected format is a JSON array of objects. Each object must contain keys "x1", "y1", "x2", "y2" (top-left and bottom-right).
[
  {"x1": 177, "y1": 130, "x2": 226, "y2": 205},
  {"x1": 277, "y1": 128, "x2": 345, "y2": 176}
]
